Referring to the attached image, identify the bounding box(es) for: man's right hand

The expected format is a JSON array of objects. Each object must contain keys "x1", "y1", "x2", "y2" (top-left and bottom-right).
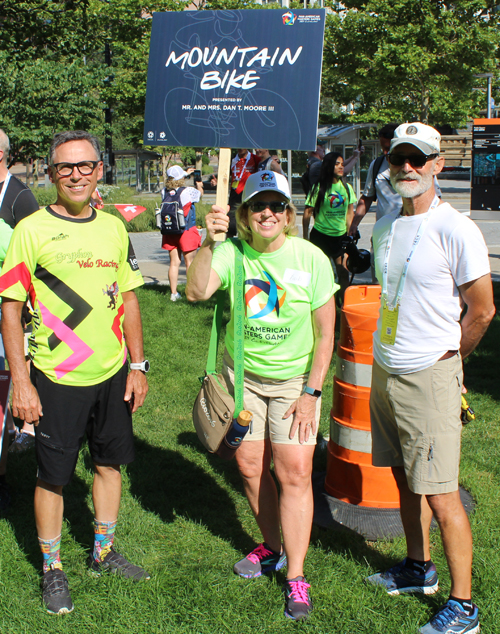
[{"x1": 12, "y1": 380, "x2": 43, "y2": 425}]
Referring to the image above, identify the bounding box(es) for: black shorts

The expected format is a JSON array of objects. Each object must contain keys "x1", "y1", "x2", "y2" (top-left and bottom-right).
[
  {"x1": 309, "y1": 228, "x2": 346, "y2": 260},
  {"x1": 32, "y1": 364, "x2": 135, "y2": 486}
]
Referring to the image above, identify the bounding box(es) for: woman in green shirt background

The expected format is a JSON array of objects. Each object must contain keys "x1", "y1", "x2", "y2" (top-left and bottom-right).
[{"x1": 303, "y1": 152, "x2": 356, "y2": 303}]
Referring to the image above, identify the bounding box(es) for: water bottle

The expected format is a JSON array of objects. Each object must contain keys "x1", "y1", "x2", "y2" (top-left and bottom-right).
[{"x1": 216, "y1": 410, "x2": 253, "y2": 460}]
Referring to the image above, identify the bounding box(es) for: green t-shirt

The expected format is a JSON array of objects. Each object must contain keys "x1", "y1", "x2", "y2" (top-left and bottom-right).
[
  {"x1": 305, "y1": 181, "x2": 356, "y2": 237},
  {"x1": 211, "y1": 237, "x2": 338, "y2": 379},
  {"x1": 0, "y1": 206, "x2": 143, "y2": 386}
]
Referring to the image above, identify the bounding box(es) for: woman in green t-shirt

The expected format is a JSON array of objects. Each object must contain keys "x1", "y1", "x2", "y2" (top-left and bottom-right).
[
  {"x1": 186, "y1": 171, "x2": 337, "y2": 622},
  {"x1": 303, "y1": 152, "x2": 356, "y2": 302}
]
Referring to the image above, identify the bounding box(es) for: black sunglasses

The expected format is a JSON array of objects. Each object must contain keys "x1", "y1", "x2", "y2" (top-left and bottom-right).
[
  {"x1": 249, "y1": 201, "x2": 287, "y2": 214},
  {"x1": 388, "y1": 153, "x2": 438, "y2": 168},
  {"x1": 52, "y1": 161, "x2": 99, "y2": 176}
]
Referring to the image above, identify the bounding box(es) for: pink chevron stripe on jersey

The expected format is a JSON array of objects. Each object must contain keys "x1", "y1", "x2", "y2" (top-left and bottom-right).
[{"x1": 38, "y1": 300, "x2": 94, "y2": 379}]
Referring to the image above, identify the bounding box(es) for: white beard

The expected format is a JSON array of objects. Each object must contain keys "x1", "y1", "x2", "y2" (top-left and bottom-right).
[{"x1": 390, "y1": 169, "x2": 434, "y2": 199}]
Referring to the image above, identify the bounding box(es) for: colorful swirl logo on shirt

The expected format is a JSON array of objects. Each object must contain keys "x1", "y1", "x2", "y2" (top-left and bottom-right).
[
  {"x1": 245, "y1": 271, "x2": 286, "y2": 319},
  {"x1": 328, "y1": 191, "x2": 345, "y2": 209},
  {"x1": 282, "y1": 11, "x2": 297, "y2": 25}
]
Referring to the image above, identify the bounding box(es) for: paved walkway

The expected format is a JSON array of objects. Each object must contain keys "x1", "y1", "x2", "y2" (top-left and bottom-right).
[{"x1": 130, "y1": 179, "x2": 500, "y2": 288}]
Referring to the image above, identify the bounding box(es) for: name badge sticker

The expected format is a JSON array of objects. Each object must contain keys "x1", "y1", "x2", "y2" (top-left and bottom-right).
[{"x1": 283, "y1": 269, "x2": 311, "y2": 287}]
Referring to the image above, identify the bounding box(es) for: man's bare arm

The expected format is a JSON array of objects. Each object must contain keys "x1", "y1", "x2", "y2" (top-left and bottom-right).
[
  {"x1": 2, "y1": 298, "x2": 43, "y2": 423},
  {"x1": 459, "y1": 274, "x2": 495, "y2": 359},
  {"x1": 122, "y1": 290, "x2": 148, "y2": 413},
  {"x1": 348, "y1": 195, "x2": 374, "y2": 236}
]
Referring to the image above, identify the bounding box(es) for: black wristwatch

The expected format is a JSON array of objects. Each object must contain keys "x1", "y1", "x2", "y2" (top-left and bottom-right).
[
  {"x1": 304, "y1": 386, "x2": 321, "y2": 398},
  {"x1": 130, "y1": 360, "x2": 150, "y2": 373}
]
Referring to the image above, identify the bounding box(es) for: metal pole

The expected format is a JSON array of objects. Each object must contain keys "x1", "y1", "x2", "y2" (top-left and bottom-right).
[
  {"x1": 487, "y1": 75, "x2": 492, "y2": 119},
  {"x1": 287, "y1": 150, "x2": 292, "y2": 197}
]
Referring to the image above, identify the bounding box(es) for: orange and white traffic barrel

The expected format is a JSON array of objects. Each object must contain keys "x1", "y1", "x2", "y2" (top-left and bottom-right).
[{"x1": 325, "y1": 285, "x2": 400, "y2": 508}]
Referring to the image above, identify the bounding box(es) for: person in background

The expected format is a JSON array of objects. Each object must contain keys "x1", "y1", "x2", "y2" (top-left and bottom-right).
[
  {"x1": 186, "y1": 170, "x2": 337, "y2": 622},
  {"x1": 228, "y1": 149, "x2": 260, "y2": 238},
  {"x1": 0, "y1": 129, "x2": 40, "y2": 495},
  {"x1": 303, "y1": 152, "x2": 356, "y2": 304},
  {"x1": 161, "y1": 165, "x2": 202, "y2": 302},
  {"x1": 255, "y1": 149, "x2": 284, "y2": 174}
]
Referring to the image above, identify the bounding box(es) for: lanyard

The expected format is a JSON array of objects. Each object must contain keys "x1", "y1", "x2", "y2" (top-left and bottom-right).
[
  {"x1": 232, "y1": 152, "x2": 251, "y2": 181},
  {"x1": 0, "y1": 172, "x2": 12, "y2": 212},
  {"x1": 382, "y1": 196, "x2": 439, "y2": 308}
]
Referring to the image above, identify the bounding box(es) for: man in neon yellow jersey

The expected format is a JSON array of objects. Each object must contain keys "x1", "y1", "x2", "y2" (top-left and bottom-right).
[{"x1": 0, "y1": 131, "x2": 150, "y2": 615}]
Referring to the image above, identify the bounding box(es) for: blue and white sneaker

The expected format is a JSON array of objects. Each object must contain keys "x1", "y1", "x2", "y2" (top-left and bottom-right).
[
  {"x1": 420, "y1": 600, "x2": 480, "y2": 633},
  {"x1": 233, "y1": 543, "x2": 286, "y2": 579},
  {"x1": 365, "y1": 558, "x2": 439, "y2": 595}
]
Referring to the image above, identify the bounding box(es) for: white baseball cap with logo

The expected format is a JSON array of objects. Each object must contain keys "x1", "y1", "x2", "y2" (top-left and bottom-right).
[
  {"x1": 390, "y1": 122, "x2": 441, "y2": 155},
  {"x1": 167, "y1": 165, "x2": 188, "y2": 180},
  {"x1": 242, "y1": 170, "x2": 291, "y2": 202}
]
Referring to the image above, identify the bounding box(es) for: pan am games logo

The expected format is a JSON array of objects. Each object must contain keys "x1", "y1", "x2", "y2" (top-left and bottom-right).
[
  {"x1": 245, "y1": 271, "x2": 286, "y2": 320},
  {"x1": 328, "y1": 191, "x2": 345, "y2": 209},
  {"x1": 282, "y1": 12, "x2": 297, "y2": 25}
]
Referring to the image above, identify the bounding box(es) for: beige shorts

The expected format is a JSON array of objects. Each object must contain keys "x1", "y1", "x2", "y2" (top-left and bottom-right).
[
  {"x1": 370, "y1": 354, "x2": 463, "y2": 495},
  {"x1": 222, "y1": 351, "x2": 320, "y2": 446}
]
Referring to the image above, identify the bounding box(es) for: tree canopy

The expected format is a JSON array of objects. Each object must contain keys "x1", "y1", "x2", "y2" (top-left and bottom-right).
[
  {"x1": 0, "y1": 0, "x2": 499, "y2": 163},
  {"x1": 322, "y1": 0, "x2": 500, "y2": 127}
]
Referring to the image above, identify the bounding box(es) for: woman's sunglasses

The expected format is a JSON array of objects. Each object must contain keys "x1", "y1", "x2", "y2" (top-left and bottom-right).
[{"x1": 249, "y1": 201, "x2": 287, "y2": 214}]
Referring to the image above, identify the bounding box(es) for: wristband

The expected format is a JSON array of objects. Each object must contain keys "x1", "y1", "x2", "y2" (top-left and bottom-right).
[
  {"x1": 130, "y1": 360, "x2": 150, "y2": 373},
  {"x1": 304, "y1": 386, "x2": 321, "y2": 398}
]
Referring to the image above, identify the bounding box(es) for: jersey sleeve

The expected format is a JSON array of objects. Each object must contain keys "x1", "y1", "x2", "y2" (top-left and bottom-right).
[
  {"x1": 309, "y1": 247, "x2": 339, "y2": 311},
  {"x1": 0, "y1": 220, "x2": 14, "y2": 263},
  {"x1": 0, "y1": 218, "x2": 38, "y2": 301},
  {"x1": 448, "y1": 217, "x2": 490, "y2": 287},
  {"x1": 13, "y1": 188, "x2": 41, "y2": 223},
  {"x1": 116, "y1": 224, "x2": 144, "y2": 293},
  {"x1": 362, "y1": 160, "x2": 376, "y2": 198},
  {"x1": 305, "y1": 184, "x2": 318, "y2": 208},
  {"x1": 211, "y1": 240, "x2": 235, "y2": 291}
]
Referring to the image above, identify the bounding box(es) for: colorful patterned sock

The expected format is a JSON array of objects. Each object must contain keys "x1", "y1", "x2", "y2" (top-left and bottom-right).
[
  {"x1": 38, "y1": 534, "x2": 62, "y2": 574},
  {"x1": 93, "y1": 519, "x2": 117, "y2": 562}
]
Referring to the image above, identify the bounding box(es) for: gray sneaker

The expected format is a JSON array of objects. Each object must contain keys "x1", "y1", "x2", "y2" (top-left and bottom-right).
[
  {"x1": 170, "y1": 292, "x2": 181, "y2": 302},
  {"x1": 233, "y1": 543, "x2": 286, "y2": 579},
  {"x1": 42, "y1": 565, "x2": 74, "y2": 615},
  {"x1": 9, "y1": 430, "x2": 35, "y2": 453},
  {"x1": 88, "y1": 547, "x2": 151, "y2": 581}
]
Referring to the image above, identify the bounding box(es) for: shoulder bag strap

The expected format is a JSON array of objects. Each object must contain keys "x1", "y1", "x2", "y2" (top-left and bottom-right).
[
  {"x1": 232, "y1": 240, "x2": 245, "y2": 416},
  {"x1": 204, "y1": 240, "x2": 245, "y2": 416}
]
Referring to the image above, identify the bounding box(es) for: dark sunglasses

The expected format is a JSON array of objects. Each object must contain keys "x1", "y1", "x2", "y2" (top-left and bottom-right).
[
  {"x1": 388, "y1": 153, "x2": 438, "y2": 168},
  {"x1": 249, "y1": 201, "x2": 287, "y2": 214},
  {"x1": 52, "y1": 161, "x2": 99, "y2": 176}
]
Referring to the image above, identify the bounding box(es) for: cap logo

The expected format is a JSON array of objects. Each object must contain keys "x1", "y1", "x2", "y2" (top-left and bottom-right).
[
  {"x1": 406, "y1": 125, "x2": 418, "y2": 135},
  {"x1": 260, "y1": 172, "x2": 273, "y2": 182}
]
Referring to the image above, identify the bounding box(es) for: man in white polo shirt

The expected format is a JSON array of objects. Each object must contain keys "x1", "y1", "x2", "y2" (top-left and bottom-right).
[{"x1": 365, "y1": 123, "x2": 495, "y2": 634}]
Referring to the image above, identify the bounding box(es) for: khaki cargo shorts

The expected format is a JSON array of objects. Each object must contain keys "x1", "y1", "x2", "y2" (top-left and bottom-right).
[{"x1": 370, "y1": 354, "x2": 463, "y2": 495}]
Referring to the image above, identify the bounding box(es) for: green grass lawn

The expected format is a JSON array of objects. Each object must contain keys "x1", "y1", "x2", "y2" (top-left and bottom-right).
[{"x1": 1, "y1": 284, "x2": 500, "y2": 633}]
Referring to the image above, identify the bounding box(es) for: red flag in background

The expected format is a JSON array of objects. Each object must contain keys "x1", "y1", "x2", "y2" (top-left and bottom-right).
[{"x1": 114, "y1": 205, "x2": 147, "y2": 222}]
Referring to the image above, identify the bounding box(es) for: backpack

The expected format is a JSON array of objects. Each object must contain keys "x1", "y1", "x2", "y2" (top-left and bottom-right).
[
  {"x1": 371, "y1": 155, "x2": 386, "y2": 201},
  {"x1": 156, "y1": 187, "x2": 196, "y2": 235},
  {"x1": 300, "y1": 165, "x2": 311, "y2": 195}
]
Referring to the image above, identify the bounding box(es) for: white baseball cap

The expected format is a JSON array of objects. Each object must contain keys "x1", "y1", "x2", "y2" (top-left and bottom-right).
[
  {"x1": 242, "y1": 171, "x2": 291, "y2": 202},
  {"x1": 390, "y1": 122, "x2": 441, "y2": 155},
  {"x1": 167, "y1": 165, "x2": 188, "y2": 180}
]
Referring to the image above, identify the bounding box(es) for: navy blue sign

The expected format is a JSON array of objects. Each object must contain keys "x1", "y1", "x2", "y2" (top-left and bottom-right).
[{"x1": 143, "y1": 9, "x2": 325, "y2": 150}]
